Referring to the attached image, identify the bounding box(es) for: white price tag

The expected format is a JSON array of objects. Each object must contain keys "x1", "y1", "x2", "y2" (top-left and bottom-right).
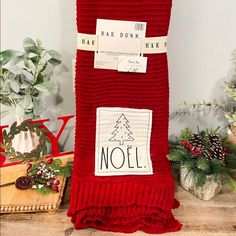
[
  {"x1": 118, "y1": 56, "x2": 147, "y2": 73},
  {"x1": 94, "y1": 19, "x2": 147, "y2": 70}
]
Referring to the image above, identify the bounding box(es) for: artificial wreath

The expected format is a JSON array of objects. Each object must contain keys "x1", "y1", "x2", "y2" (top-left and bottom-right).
[
  {"x1": 169, "y1": 128, "x2": 236, "y2": 190},
  {"x1": 0, "y1": 119, "x2": 50, "y2": 163}
]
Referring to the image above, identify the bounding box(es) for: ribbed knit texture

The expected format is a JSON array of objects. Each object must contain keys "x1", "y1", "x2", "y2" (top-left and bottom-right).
[{"x1": 67, "y1": 0, "x2": 181, "y2": 233}]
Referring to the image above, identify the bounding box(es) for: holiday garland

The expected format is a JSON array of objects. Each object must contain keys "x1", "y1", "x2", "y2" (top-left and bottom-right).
[
  {"x1": 169, "y1": 128, "x2": 236, "y2": 190},
  {"x1": 0, "y1": 119, "x2": 50, "y2": 163}
]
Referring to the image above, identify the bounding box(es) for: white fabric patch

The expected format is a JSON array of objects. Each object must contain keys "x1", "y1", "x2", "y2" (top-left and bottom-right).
[{"x1": 95, "y1": 107, "x2": 153, "y2": 176}]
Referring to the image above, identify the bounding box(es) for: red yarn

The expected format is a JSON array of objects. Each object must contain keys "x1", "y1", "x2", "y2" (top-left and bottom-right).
[{"x1": 67, "y1": 0, "x2": 181, "y2": 233}]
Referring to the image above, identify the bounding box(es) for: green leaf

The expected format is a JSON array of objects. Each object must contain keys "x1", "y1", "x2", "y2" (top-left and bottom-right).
[
  {"x1": 48, "y1": 58, "x2": 62, "y2": 66},
  {"x1": 22, "y1": 69, "x2": 34, "y2": 81},
  {"x1": 10, "y1": 121, "x2": 17, "y2": 134},
  {"x1": 36, "y1": 39, "x2": 43, "y2": 48},
  {"x1": 23, "y1": 94, "x2": 34, "y2": 109},
  {"x1": 24, "y1": 58, "x2": 35, "y2": 70},
  {"x1": 8, "y1": 66, "x2": 22, "y2": 74},
  {"x1": 9, "y1": 55, "x2": 25, "y2": 66},
  {"x1": 224, "y1": 173, "x2": 236, "y2": 192},
  {"x1": 37, "y1": 62, "x2": 48, "y2": 74},
  {"x1": 23, "y1": 38, "x2": 38, "y2": 54},
  {"x1": 197, "y1": 157, "x2": 209, "y2": 171},
  {"x1": 34, "y1": 81, "x2": 56, "y2": 92},
  {"x1": 9, "y1": 79, "x2": 20, "y2": 93},
  {"x1": 47, "y1": 50, "x2": 62, "y2": 60},
  {"x1": 0, "y1": 50, "x2": 22, "y2": 66},
  {"x1": 35, "y1": 73, "x2": 44, "y2": 84},
  {"x1": 36, "y1": 186, "x2": 55, "y2": 195},
  {"x1": 20, "y1": 84, "x2": 29, "y2": 89}
]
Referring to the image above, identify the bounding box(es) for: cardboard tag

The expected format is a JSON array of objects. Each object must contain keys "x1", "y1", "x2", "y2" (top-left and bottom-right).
[
  {"x1": 94, "y1": 19, "x2": 147, "y2": 70},
  {"x1": 118, "y1": 56, "x2": 147, "y2": 73}
]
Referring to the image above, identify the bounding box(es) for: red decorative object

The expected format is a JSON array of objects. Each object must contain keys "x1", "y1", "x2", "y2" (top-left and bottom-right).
[
  {"x1": 67, "y1": 0, "x2": 181, "y2": 234},
  {"x1": 0, "y1": 115, "x2": 74, "y2": 167}
]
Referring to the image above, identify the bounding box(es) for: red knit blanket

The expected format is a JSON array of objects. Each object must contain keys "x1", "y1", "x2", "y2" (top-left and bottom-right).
[{"x1": 67, "y1": 0, "x2": 181, "y2": 233}]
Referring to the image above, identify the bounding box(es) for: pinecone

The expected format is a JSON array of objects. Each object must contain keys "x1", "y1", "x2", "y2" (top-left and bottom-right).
[
  {"x1": 210, "y1": 146, "x2": 225, "y2": 162},
  {"x1": 15, "y1": 176, "x2": 34, "y2": 190},
  {"x1": 202, "y1": 149, "x2": 212, "y2": 160},
  {"x1": 209, "y1": 133, "x2": 221, "y2": 147},
  {"x1": 208, "y1": 133, "x2": 225, "y2": 162},
  {"x1": 189, "y1": 134, "x2": 206, "y2": 148}
]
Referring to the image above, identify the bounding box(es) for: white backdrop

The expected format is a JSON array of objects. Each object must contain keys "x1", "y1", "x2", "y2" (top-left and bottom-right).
[{"x1": 1, "y1": 0, "x2": 236, "y2": 150}]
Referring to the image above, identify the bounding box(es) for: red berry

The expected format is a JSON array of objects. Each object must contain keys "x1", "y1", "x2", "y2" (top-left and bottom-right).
[
  {"x1": 46, "y1": 182, "x2": 51, "y2": 188},
  {"x1": 53, "y1": 186, "x2": 59, "y2": 192},
  {"x1": 54, "y1": 180, "x2": 60, "y2": 185},
  {"x1": 39, "y1": 162, "x2": 45, "y2": 167},
  {"x1": 47, "y1": 158, "x2": 53, "y2": 164},
  {"x1": 27, "y1": 163, "x2": 32, "y2": 169},
  {"x1": 37, "y1": 171, "x2": 42, "y2": 176}
]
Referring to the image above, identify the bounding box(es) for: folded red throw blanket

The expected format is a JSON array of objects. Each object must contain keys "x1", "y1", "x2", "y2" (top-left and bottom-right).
[{"x1": 68, "y1": 0, "x2": 181, "y2": 233}]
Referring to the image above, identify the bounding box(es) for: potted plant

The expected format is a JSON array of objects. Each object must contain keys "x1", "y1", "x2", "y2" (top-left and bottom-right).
[
  {"x1": 0, "y1": 38, "x2": 62, "y2": 156},
  {"x1": 169, "y1": 128, "x2": 236, "y2": 200}
]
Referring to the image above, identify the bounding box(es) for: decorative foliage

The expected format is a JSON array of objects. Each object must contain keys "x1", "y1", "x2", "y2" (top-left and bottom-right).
[
  {"x1": 0, "y1": 119, "x2": 50, "y2": 163},
  {"x1": 0, "y1": 38, "x2": 62, "y2": 119},
  {"x1": 173, "y1": 50, "x2": 236, "y2": 126},
  {"x1": 169, "y1": 128, "x2": 236, "y2": 190},
  {"x1": 26, "y1": 158, "x2": 72, "y2": 195}
]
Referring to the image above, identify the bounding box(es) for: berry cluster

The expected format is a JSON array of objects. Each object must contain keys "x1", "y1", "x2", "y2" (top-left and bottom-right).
[
  {"x1": 26, "y1": 158, "x2": 60, "y2": 192},
  {"x1": 181, "y1": 132, "x2": 227, "y2": 162}
]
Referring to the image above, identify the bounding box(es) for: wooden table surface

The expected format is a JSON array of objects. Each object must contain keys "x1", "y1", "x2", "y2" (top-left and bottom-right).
[{"x1": 1, "y1": 176, "x2": 236, "y2": 236}]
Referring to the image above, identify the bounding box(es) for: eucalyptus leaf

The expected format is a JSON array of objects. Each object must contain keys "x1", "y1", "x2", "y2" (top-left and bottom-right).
[
  {"x1": 34, "y1": 81, "x2": 56, "y2": 92},
  {"x1": 15, "y1": 103, "x2": 25, "y2": 116},
  {"x1": 8, "y1": 66, "x2": 22, "y2": 75},
  {"x1": 8, "y1": 93, "x2": 23, "y2": 99},
  {"x1": 23, "y1": 38, "x2": 38, "y2": 54},
  {"x1": 0, "y1": 50, "x2": 22, "y2": 66},
  {"x1": 9, "y1": 79, "x2": 20, "y2": 93},
  {"x1": 20, "y1": 84, "x2": 29, "y2": 89},
  {"x1": 28, "y1": 52, "x2": 37, "y2": 58},
  {"x1": 37, "y1": 62, "x2": 48, "y2": 73},
  {"x1": 47, "y1": 50, "x2": 62, "y2": 60},
  {"x1": 36, "y1": 39, "x2": 42, "y2": 48},
  {"x1": 24, "y1": 59, "x2": 35, "y2": 71},
  {"x1": 35, "y1": 73, "x2": 44, "y2": 84},
  {"x1": 48, "y1": 58, "x2": 62, "y2": 66},
  {"x1": 1, "y1": 37, "x2": 62, "y2": 118},
  {"x1": 24, "y1": 94, "x2": 34, "y2": 109},
  {"x1": 22, "y1": 69, "x2": 34, "y2": 81},
  {"x1": 9, "y1": 55, "x2": 25, "y2": 66}
]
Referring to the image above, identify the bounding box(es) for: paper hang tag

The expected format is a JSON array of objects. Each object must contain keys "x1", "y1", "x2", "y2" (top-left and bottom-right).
[
  {"x1": 94, "y1": 19, "x2": 147, "y2": 71},
  {"x1": 118, "y1": 56, "x2": 147, "y2": 73}
]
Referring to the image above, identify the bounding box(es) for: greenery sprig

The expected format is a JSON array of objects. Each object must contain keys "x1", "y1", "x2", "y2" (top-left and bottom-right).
[
  {"x1": 0, "y1": 38, "x2": 62, "y2": 119},
  {"x1": 26, "y1": 158, "x2": 72, "y2": 195},
  {"x1": 169, "y1": 128, "x2": 236, "y2": 190},
  {"x1": 0, "y1": 119, "x2": 50, "y2": 163},
  {"x1": 172, "y1": 50, "x2": 236, "y2": 126}
]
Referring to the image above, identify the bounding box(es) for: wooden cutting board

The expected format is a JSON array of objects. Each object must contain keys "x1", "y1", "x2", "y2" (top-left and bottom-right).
[{"x1": 0, "y1": 153, "x2": 73, "y2": 213}]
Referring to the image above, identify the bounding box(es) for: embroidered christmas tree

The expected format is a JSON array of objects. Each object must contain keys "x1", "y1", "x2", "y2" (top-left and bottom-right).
[{"x1": 109, "y1": 114, "x2": 134, "y2": 145}]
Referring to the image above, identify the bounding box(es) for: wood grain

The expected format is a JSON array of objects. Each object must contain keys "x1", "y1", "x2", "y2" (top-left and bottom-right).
[
  {"x1": 1, "y1": 166, "x2": 236, "y2": 236},
  {"x1": 1, "y1": 179, "x2": 236, "y2": 236},
  {"x1": 0, "y1": 154, "x2": 73, "y2": 213}
]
